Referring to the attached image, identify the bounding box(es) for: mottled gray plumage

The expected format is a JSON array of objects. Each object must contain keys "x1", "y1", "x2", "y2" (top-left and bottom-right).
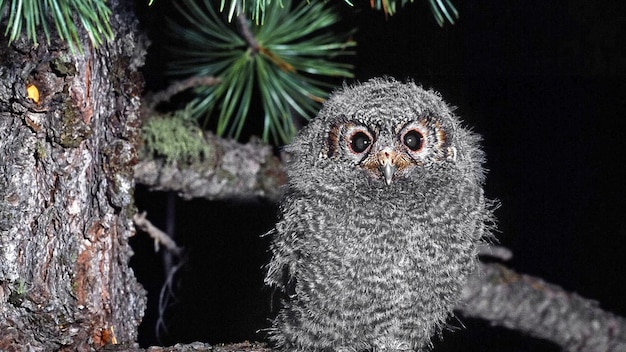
[{"x1": 265, "y1": 77, "x2": 494, "y2": 352}]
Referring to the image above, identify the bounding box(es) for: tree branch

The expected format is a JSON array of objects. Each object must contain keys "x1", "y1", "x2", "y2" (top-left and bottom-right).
[
  {"x1": 237, "y1": 12, "x2": 260, "y2": 55},
  {"x1": 144, "y1": 76, "x2": 222, "y2": 111},
  {"x1": 133, "y1": 211, "x2": 183, "y2": 256},
  {"x1": 477, "y1": 244, "x2": 513, "y2": 261},
  {"x1": 102, "y1": 341, "x2": 270, "y2": 351},
  {"x1": 134, "y1": 132, "x2": 285, "y2": 201},
  {"x1": 458, "y1": 263, "x2": 626, "y2": 351}
]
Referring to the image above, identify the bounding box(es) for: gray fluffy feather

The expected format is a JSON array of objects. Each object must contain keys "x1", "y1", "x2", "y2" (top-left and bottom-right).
[{"x1": 265, "y1": 77, "x2": 495, "y2": 352}]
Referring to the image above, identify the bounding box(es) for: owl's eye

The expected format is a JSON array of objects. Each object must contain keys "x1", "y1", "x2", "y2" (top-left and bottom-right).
[
  {"x1": 403, "y1": 129, "x2": 424, "y2": 151},
  {"x1": 349, "y1": 131, "x2": 372, "y2": 153}
]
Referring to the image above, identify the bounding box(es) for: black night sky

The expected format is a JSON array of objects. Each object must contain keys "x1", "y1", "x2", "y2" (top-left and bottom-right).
[{"x1": 131, "y1": 1, "x2": 626, "y2": 350}]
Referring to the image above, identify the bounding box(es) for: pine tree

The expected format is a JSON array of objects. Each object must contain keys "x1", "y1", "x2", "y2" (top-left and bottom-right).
[
  {"x1": 0, "y1": 0, "x2": 145, "y2": 348},
  {"x1": 1, "y1": 0, "x2": 625, "y2": 350}
]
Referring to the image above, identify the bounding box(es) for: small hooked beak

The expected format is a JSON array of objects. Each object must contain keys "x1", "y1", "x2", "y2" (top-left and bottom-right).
[
  {"x1": 376, "y1": 150, "x2": 399, "y2": 186},
  {"x1": 379, "y1": 158, "x2": 397, "y2": 186},
  {"x1": 363, "y1": 148, "x2": 411, "y2": 186}
]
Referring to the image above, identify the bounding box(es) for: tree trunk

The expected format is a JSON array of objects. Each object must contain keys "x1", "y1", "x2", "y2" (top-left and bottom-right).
[{"x1": 0, "y1": 1, "x2": 147, "y2": 350}]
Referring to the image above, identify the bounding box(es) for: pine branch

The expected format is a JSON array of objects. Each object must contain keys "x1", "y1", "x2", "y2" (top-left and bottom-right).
[
  {"x1": 134, "y1": 132, "x2": 285, "y2": 201},
  {"x1": 459, "y1": 263, "x2": 626, "y2": 351},
  {"x1": 101, "y1": 341, "x2": 270, "y2": 351},
  {"x1": 133, "y1": 211, "x2": 183, "y2": 256},
  {"x1": 236, "y1": 11, "x2": 260, "y2": 54},
  {"x1": 166, "y1": 0, "x2": 355, "y2": 143},
  {"x1": 0, "y1": 0, "x2": 113, "y2": 51},
  {"x1": 218, "y1": 0, "x2": 459, "y2": 25}
]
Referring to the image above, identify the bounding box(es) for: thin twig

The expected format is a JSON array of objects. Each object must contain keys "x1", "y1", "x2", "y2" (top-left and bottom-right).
[
  {"x1": 133, "y1": 211, "x2": 183, "y2": 256},
  {"x1": 156, "y1": 251, "x2": 185, "y2": 342},
  {"x1": 236, "y1": 8, "x2": 260, "y2": 54},
  {"x1": 145, "y1": 75, "x2": 222, "y2": 111}
]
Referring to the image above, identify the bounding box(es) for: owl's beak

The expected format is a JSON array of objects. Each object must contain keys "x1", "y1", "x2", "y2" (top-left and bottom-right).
[
  {"x1": 379, "y1": 158, "x2": 397, "y2": 186},
  {"x1": 365, "y1": 149, "x2": 409, "y2": 185}
]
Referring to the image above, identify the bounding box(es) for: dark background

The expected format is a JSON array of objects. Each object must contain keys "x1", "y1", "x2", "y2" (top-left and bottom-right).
[{"x1": 131, "y1": 1, "x2": 626, "y2": 350}]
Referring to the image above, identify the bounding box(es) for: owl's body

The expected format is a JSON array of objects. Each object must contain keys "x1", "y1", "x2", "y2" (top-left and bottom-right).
[{"x1": 266, "y1": 78, "x2": 494, "y2": 351}]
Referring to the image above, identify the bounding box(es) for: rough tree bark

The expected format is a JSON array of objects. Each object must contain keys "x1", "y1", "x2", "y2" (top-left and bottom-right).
[
  {"x1": 0, "y1": 0, "x2": 147, "y2": 349},
  {"x1": 135, "y1": 132, "x2": 285, "y2": 202},
  {"x1": 460, "y1": 263, "x2": 626, "y2": 351}
]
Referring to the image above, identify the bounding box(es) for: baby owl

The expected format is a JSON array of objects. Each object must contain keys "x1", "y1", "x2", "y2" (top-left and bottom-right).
[{"x1": 265, "y1": 77, "x2": 494, "y2": 351}]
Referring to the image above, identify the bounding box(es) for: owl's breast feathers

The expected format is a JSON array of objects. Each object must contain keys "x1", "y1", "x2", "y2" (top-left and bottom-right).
[
  {"x1": 266, "y1": 184, "x2": 487, "y2": 350},
  {"x1": 271, "y1": 177, "x2": 486, "y2": 291}
]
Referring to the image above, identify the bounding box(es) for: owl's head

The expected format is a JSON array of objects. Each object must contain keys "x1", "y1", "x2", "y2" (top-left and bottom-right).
[{"x1": 286, "y1": 77, "x2": 485, "y2": 193}]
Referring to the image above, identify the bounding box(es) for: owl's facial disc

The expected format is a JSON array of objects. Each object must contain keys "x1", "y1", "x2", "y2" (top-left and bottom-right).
[
  {"x1": 326, "y1": 117, "x2": 454, "y2": 186},
  {"x1": 339, "y1": 125, "x2": 411, "y2": 185}
]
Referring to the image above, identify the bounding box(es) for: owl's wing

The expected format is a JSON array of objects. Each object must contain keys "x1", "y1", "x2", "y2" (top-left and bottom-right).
[
  {"x1": 264, "y1": 228, "x2": 296, "y2": 292},
  {"x1": 265, "y1": 247, "x2": 297, "y2": 300},
  {"x1": 264, "y1": 191, "x2": 307, "y2": 296}
]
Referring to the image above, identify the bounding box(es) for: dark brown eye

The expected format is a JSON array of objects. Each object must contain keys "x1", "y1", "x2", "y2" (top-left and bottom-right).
[
  {"x1": 350, "y1": 131, "x2": 371, "y2": 153},
  {"x1": 403, "y1": 130, "x2": 424, "y2": 151}
]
